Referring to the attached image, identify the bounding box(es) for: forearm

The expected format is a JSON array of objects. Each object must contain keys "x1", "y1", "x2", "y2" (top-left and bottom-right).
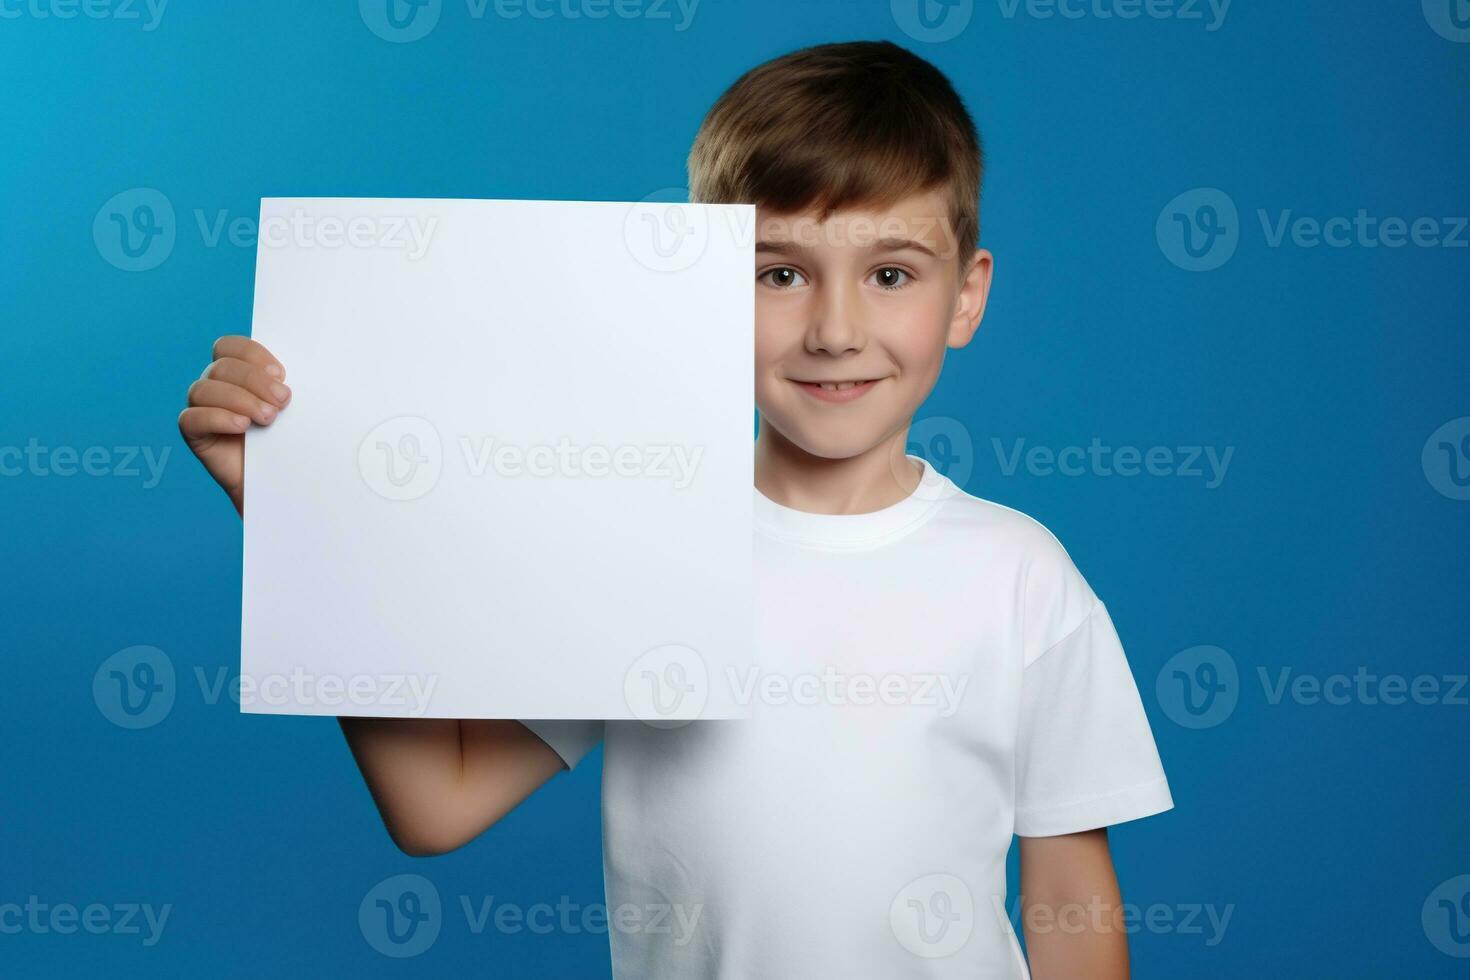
[
  {"x1": 339, "y1": 717, "x2": 562, "y2": 855},
  {"x1": 1018, "y1": 830, "x2": 1130, "y2": 980}
]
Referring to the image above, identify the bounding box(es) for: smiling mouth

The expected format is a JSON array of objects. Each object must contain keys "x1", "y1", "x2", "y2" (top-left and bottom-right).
[{"x1": 791, "y1": 377, "x2": 885, "y2": 402}]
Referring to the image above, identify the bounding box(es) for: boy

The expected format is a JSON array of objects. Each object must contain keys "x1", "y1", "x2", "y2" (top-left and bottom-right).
[{"x1": 180, "y1": 41, "x2": 1171, "y2": 979}]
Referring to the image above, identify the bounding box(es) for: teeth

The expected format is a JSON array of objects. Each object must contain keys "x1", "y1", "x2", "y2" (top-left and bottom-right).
[
  {"x1": 815, "y1": 381, "x2": 863, "y2": 391},
  {"x1": 837, "y1": 381, "x2": 855, "y2": 390}
]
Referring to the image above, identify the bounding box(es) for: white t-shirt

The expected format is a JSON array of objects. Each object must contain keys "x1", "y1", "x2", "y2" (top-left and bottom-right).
[{"x1": 525, "y1": 455, "x2": 1172, "y2": 979}]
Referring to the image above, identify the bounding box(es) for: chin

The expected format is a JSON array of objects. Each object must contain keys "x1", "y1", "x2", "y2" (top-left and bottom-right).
[{"x1": 760, "y1": 412, "x2": 891, "y2": 462}]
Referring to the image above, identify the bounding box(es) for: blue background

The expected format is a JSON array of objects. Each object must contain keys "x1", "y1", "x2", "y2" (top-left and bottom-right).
[{"x1": 3, "y1": 0, "x2": 1468, "y2": 975}]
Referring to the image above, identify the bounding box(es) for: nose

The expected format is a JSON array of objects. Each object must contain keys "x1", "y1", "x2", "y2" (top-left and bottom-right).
[{"x1": 804, "y1": 277, "x2": 867, "y2": 357}]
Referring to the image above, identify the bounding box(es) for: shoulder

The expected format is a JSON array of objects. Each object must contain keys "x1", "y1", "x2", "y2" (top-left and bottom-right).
[{"x1": 932, "y1": 487, "x2": 1102, "y2": 663}]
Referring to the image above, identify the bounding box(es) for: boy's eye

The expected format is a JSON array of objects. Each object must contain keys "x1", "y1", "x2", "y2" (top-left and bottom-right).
[
  {"x1": 870, "y1": 267, "x2": 912, "y2": 290},
  {"x1": 759, "y1": 267, "x2": 808, "y2": 289}
]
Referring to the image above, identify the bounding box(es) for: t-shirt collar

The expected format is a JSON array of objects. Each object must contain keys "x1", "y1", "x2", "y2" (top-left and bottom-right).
[{"x1": 752, "y1": 454, "x2": 955, "y2": 552}]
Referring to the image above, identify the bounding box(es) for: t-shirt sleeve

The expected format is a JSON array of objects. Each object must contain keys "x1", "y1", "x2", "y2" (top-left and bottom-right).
[
  {"x1": 519, "y1": 720, "x2": 605, "y2": 771},
  {"x1": 1014, "y1": 585, "x2": 1173, "y2": 837}
]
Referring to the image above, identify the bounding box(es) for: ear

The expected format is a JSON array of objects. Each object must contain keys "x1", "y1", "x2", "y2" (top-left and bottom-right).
[{"x1": 946, "y1": 247, "x2": 993, "y2": 349}]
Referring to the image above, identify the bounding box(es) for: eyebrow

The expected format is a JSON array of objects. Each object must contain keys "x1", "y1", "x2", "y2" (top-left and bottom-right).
[{"x1": 755, "y1": 236, "x2": 940, "y2": 259}]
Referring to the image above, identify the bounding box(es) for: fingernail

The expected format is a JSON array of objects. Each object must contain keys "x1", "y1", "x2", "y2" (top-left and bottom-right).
[
  {"x1": 265, "y1": 365, "x2": 284, "y2": 380},
  {"x1": 270, "y1": 383, "x2": 290, "y2": 403},
  {"x1": 260, "y1": 405, "x2": 276, "y2": 422}
]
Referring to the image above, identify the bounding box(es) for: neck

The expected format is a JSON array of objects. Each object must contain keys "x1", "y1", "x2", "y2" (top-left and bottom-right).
[{"x1": 753, "y1": 420, "x2": 923, "y2": 515}]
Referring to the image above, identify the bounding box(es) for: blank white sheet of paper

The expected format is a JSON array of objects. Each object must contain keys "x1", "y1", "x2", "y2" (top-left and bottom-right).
[{"x1": 242, "y1": 197, "x2": 753, "y2": 721}]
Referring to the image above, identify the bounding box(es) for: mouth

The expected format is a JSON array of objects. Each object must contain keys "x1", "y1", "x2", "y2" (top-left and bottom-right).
[{"x1": 790, "y1": 377, "x2": 885, "y2": 404}]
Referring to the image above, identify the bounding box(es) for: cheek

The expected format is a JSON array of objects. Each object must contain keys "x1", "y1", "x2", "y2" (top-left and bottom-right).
[
  {"x1": 753, "y1": 323, "x2": 780, "y2": 373},
  {"x1": 881, "y1": 294, "x2": 953, "y2": 371},
  {"x1": 753, "y1": 296, "x2": 800, "y2": 370}
]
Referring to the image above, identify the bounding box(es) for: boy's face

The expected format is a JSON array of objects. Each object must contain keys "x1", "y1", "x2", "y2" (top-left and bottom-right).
[{"x1": 753, "y1": 188, "x2": 993, "y2": 463}]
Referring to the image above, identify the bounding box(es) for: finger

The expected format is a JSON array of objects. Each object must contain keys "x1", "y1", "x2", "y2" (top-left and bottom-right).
[
  {"x1": 212, "y1": 335, "x2": 286, "y2": 381},
  {"x1": 186, "y1": 378, "x2": 281, "y2": 425},
  {"x1": 178, "y1": 406, "x2": 251, "y2": 440},
  {"x1": 200, "y1": 357, "x2": 291, "y2": 407}
]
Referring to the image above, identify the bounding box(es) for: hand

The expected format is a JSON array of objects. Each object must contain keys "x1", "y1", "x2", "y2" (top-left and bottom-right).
[{"x1": 178, "y1": 336, "x2": 290, "y2": 516}]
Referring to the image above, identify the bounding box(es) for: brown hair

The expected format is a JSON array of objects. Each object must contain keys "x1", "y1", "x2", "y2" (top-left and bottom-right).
[{"x1": 687, "y1": 40, "x2": 983, "y2": 265}]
